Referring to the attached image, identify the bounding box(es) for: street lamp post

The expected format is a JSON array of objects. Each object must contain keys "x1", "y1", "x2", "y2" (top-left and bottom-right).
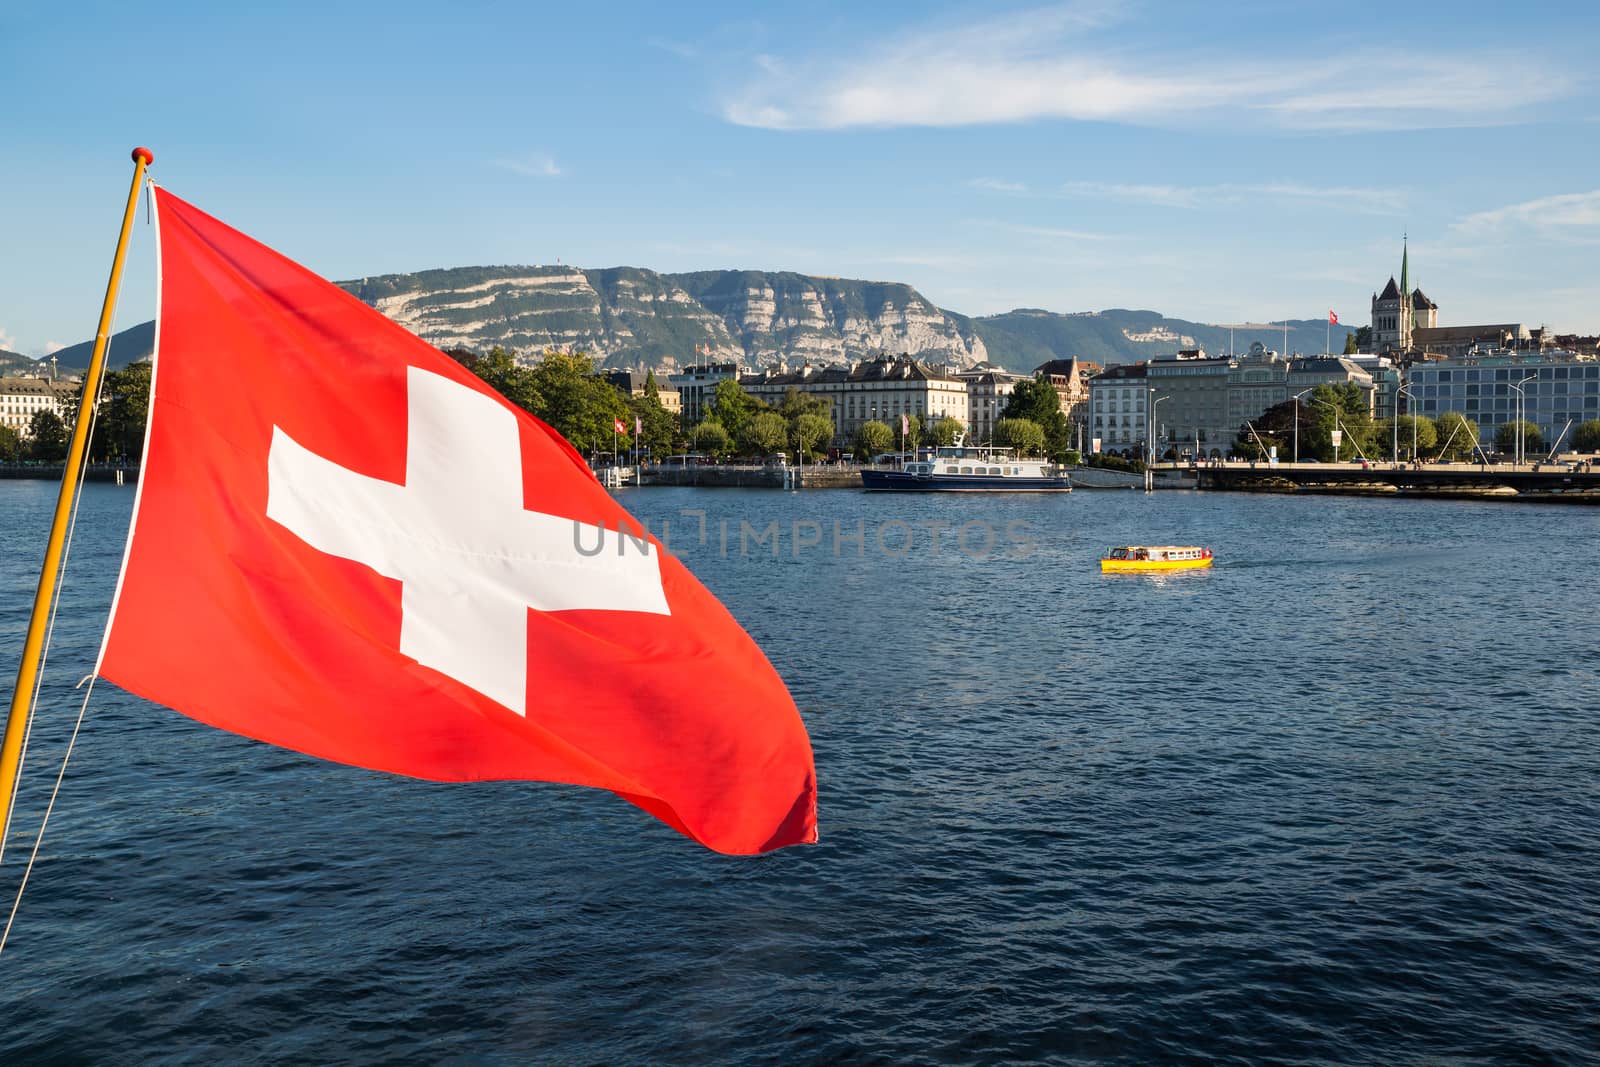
[
  {"x1": 1292, "y1": 388, "x2": 1312, "y2": 464},
  {"x1": 1148, "y1": 393, "x2": 1169, "y2": 491},
  {"x1": 1148, "y1": 393, "x2": 1169, "y2": 461},
  {"x1": 1394, "y1": 385, "x2": 1415, "y2": 466},
  {"x1": 1310, "y1": 395, "x2": 1347, "y2": 462},
  {"x1": 793, "y1": 421, "x2": 804, "y2": 489},
  {"x1": 1510, "y1": 373, "x2": 1536, "y2": 467}
]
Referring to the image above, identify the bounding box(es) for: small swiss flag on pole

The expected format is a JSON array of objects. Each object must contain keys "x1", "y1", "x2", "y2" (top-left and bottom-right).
[
  {"x1": 1329, "y1": 310, "x2": 1339, "y2": 325},
  {"x1": 95, "y1": 189, "x2": 816, "y2": 854},
  {"x1": 614, "y1": 417, "x2": 627, "y2": 435}
]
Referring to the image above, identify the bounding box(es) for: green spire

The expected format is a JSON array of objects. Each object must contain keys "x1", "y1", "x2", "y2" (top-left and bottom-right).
[{"x1": 1400, "y1": 236, "x2": 1410, "y2": 300}]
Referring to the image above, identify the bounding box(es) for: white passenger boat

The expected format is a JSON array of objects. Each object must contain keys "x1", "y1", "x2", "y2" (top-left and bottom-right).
[{"x1": 861, "y1": 442, "x2": 1071, "y2": 492}]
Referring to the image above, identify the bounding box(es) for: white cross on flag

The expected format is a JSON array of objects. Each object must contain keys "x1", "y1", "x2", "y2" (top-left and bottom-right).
[{"x1": 96, "y1": 189, "x2": 816, "y2": 854}]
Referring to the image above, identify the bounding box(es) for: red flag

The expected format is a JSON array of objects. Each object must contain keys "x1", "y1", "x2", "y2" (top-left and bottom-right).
[
  {"x1": 1329, "y1": 310, "x2": 1339, "y2": 324},
  {"x1": 96, "y1": 189, "x2": 816, "y2": 854},
  {"x1": 614, "y1": 417, "x2": 627, "y2": 435}
]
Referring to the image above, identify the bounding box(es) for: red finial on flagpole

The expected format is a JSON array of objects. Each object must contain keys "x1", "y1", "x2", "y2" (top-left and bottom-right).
[{"x1": 132, "y1": 146, "x2": 154, "y2": 165}]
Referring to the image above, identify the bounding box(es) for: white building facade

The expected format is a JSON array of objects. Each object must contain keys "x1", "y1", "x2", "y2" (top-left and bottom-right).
[
  {"x1": 742, "y1": 357, "x2": 970, "y2": 440},
  {"x1": 1, "y1": 376, "x2": 79, "y2": 438},
  {"x1": 1091, "y1": 350, "x2": 1376, "y2": 458},
  {"x1": 1087, "y1": 363, "x2": 1149, "y2": 452}
]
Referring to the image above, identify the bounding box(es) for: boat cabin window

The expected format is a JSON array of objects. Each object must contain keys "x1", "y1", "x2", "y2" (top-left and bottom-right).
[
  {"x1": 990, "y1": 467, "x2": 1002, "y2": 475},
  {"x1": 960, "y1": 466, "x2": 972, "y2": 474},
  {"x1": 1110, "y1": 547, "x2": 1129, "y2": 560},
  {"x1": 945, "y1": 466, "x2": 958, "y2": 473}
]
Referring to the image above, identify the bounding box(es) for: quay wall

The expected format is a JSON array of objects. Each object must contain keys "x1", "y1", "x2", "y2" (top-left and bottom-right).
[
  {"x1": 642, "y1": 465, "x2": 860, "y2": 489},
  {"x1": 0, "y1": 463, "x2": 138, "y2": 483},
  {"x1": 1189, "y1": 462, "x2": 1600, "y2": 503}
]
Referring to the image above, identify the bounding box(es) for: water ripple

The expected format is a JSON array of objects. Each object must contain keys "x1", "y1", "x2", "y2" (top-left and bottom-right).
[{"x1": 2, "y1": 483, "x2": 1598, "y2": 1063}]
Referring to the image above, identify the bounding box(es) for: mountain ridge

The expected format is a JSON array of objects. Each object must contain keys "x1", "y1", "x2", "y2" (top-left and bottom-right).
[{"x1": 38, "y1": 264, "x2": 1357, "y2": 376}]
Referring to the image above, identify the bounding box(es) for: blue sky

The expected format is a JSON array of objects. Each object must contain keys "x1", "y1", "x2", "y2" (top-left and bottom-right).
[{"x1": 3, "y1": 0, "x2": 1598, "y2": 358}]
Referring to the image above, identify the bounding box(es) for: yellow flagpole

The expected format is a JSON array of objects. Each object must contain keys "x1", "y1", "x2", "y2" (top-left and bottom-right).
[{"x1": 0, "y1": 147, "x2": 153, "y2": 853}]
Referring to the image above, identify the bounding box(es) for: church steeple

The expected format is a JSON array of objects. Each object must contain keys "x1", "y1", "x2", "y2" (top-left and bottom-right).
[
  {"x1": 1397, "y1": 236, "x2": 1413, "y2": 349},
  {"x1": 1400, "y1": 236, "x2": 1410, "y2": 301}
]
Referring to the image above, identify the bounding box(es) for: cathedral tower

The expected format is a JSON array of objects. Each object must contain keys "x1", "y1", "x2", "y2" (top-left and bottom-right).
[{"x1": 1370, "y1": 239, "x2": 1433, "y2": 352}]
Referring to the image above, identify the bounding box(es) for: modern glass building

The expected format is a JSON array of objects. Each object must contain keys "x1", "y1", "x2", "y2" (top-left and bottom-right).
[{"x1": 1406, "y1": 352, "x2": 1600, "y2": 448}]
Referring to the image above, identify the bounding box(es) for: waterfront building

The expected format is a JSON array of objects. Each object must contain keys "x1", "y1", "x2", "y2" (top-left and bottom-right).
[
  {"x1": 741, "y1": 356, "x2": 969, "y2": 439},
  {"x1": 1349, "y1": 356, "x2": 1403, "y2": 423},
  {"x1": 956, "y1": 365, "x2": 1025, "y2": 443},
  {"x1": 606, "y1": 370, "x2": 681, "y2": 414},
  {"x1": 1147, "y1": 349, "x2": 1232, "y2": 456},
  {"x1": 1093, "y1": 347, "x2": 1376, "y2": 458},
  {"x1": 1, "y1": 375, "x2": 79, "y2": 438},
  {"x1": 1087, "y1": 362, "x2": 1148, "y2": 452},
  {"x1": 1226, "y1": 347, "x2": 1289, "y2": 433},
  {"x1": 1287, "y1": 357, "x2": 1376, "y2": 409},
  {"x1": 1033, "y1": 358, "x2": 1100, "y2": 447},
  {"x1": 1405, "y1": 351, "x2": 1600, "y2": 449},
  {"x1": 666, "y1": 363, "x2": 740, "y2": 424}
]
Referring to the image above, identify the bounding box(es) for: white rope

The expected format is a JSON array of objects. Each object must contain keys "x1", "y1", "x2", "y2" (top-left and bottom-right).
[
  {"x1": 0, "y1": 320, "x2": 118, "y2": 951},
  {"x1": 0, "y1": 674, "x2": 98, "y2": 959},
  {"x1": 0, "y1": 400, "x2": 102, "y2": 863}
]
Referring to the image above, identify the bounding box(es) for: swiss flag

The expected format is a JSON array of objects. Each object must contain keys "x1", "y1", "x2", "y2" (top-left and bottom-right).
[
  {"x1": 614, "y1": 417, "x2": 627, "y2": 435},
  {"x1": 1329, "y1": 310, "x2": 1339, "y2": 325},
  {"x1": 96, "y1": 189, "x2": 817, "y2": 854}
]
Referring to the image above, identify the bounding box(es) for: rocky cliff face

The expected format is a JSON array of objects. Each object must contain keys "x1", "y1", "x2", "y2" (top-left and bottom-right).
[
  {"x1": 338, "y1": 266, "x2": 986, "y2": 370},
  {"x1": 342, "y1": 266, "x2": 733, "y2": 366},
  {"x1": 667, "y1": 271, "x2": 987, "y2": 369},
  {"x1": 49, "y1": 296, "x2": 1355, "y2": 378}
]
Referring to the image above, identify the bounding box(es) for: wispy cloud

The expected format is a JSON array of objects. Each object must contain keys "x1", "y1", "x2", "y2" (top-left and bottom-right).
[
  {"x1": 43, "y1": 341, "x2": 64, "y2": 355},
  {"x1": 969, "y1": 177, "x2": 1028, "y2": 194},
  {"x1": 648, "y1": 37, "x2": 699, "y2": 60},
  {"x1": 1260, "y1": 60, "x2": 1568, "y2": 131},
  {"x1": 722, "y1": 5, "x2": 1579, "y2": 132},
  {"x1": 495, "y1": 155, "x2": 563, "y2": 178},
  {"x1": 0, "y1": 326, "x2": 16, "y2": 353},
  {"x1": 1454, "y1": 190, "x2": 1600, "y2": 237},
  {"x1": 1060, "y1": 182, "x2": 1204, "y2": 208},
  {"x1": 986, "y1": 221, "x2": 1118, "y2": 242},
  {"x1": 1061, "y1": 180, "x2": 1407, "y2": 214}
]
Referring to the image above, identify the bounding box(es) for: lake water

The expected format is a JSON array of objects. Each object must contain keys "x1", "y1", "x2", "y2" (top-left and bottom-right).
[{"x1": 2, "y1": 480, "x2": 1597, "y2": 1063}]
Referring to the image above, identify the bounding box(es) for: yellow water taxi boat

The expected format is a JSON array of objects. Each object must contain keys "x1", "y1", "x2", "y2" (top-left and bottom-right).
[{"x1": 1101, "y1": 545, "x2": 1213, "y2": 572}]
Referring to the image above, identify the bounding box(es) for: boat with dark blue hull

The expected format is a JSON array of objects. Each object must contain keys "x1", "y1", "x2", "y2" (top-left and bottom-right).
[{"x1": 860, "y1": 442, "x2": 1072, "y2": 492}]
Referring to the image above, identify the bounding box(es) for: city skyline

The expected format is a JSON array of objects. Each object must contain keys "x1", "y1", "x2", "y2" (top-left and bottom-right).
[{"x1": 3, "y1": 0, "x2": 1598, "y2": 359}]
